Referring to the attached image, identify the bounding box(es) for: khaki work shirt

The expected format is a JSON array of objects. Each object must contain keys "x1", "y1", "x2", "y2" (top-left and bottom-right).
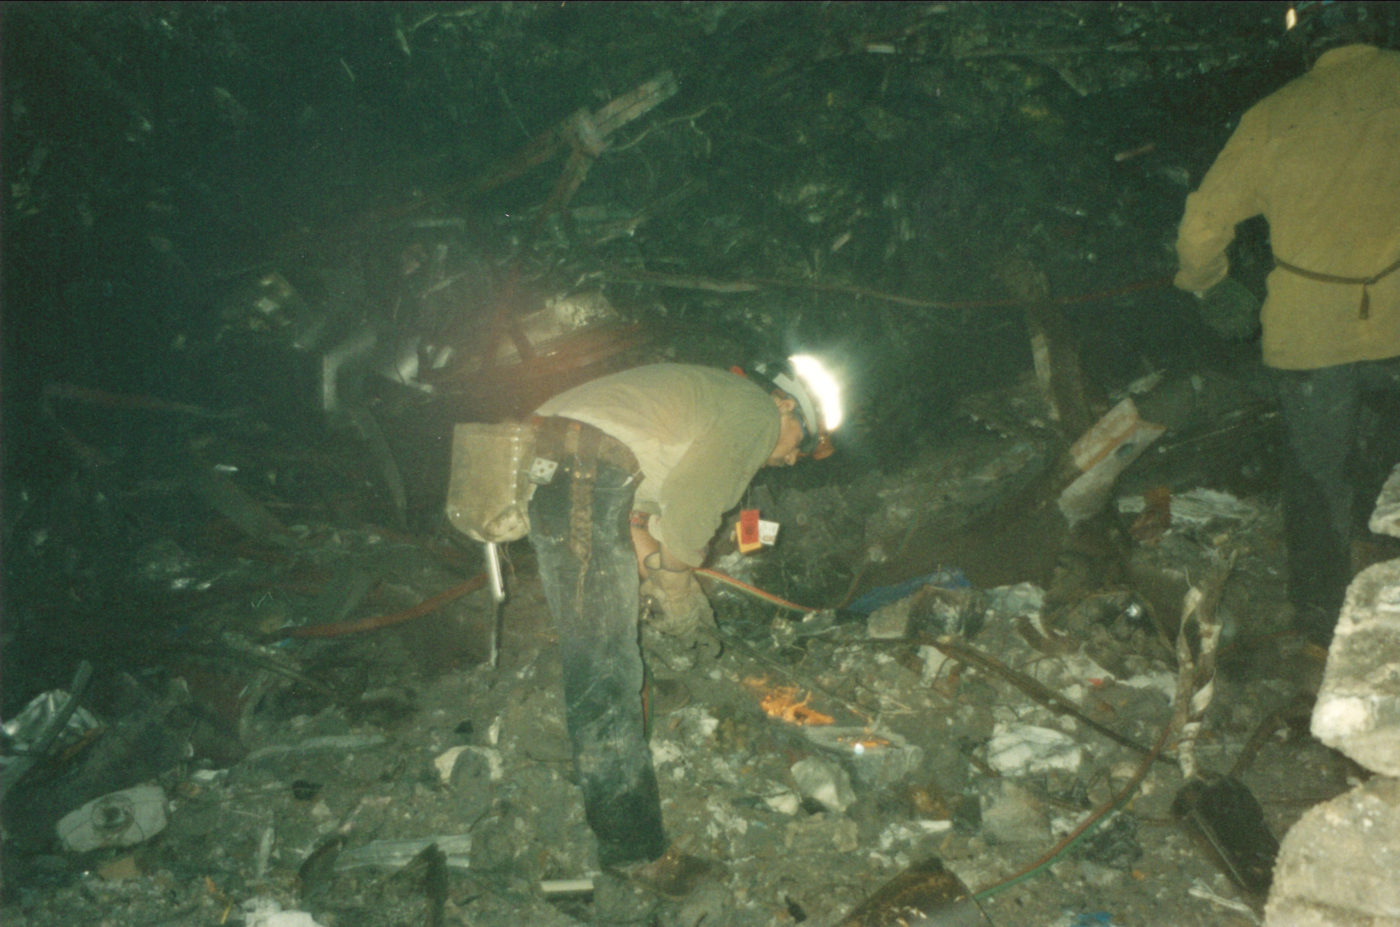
[
  {"x1": 536, "y1": 364, "x2": 780, "y2": 567},
  {"x1": 1174, "y1": 45, "x2": 1400, "y2": 370}
]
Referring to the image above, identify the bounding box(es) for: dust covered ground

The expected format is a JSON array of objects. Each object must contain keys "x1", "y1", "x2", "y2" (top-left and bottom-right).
[
  {"x1": 0, "y1": 403, "x2": 1368, "y2": 927},
  {"x1": 4, "y1": 4, "x2": 1397, "y2": 924}
]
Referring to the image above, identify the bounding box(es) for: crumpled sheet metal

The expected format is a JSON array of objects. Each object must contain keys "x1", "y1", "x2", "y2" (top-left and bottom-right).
[{"x1": 1, "y1": 689, "x2": 101, "y2": 754}]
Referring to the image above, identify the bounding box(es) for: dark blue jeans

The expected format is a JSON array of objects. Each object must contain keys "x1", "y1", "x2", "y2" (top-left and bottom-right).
[
  {"x1": 1273, "y1": 357, "x2": 1400, "y2": 637},
  {"x1": 528, "y1": 421, "x2": 666, "y2": 866}
]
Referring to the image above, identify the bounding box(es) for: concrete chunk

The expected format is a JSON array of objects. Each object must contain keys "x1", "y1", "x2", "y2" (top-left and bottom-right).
[
  {"x1": 1264, "y1": 777, "x2": 1400, "y2": 927},
  {"x1": 866, "y1": 596, "x2": 914, "y2": 639},
  {"x1": 1311, "y1": 560, "x2": 1400, "y2": 776},
  {"x1": 790, "y1": 755, "x2": 856, "y2": 813},
  {"x1": 985, "y1": 723, "x2": 1083, "y2": 776},
  {"x1": 1369, "y1": 463, "x2": 1400, "y2": 539}
]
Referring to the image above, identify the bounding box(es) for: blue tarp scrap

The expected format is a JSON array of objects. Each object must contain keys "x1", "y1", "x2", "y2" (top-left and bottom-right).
[{"x1": 845, "y1": 568, "x2": 971, "y2": 615}]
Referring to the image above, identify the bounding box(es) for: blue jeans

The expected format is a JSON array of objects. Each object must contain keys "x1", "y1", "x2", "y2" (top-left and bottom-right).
[{"x1": 528, "y1": 420, "x2": 666, "y2": 866}]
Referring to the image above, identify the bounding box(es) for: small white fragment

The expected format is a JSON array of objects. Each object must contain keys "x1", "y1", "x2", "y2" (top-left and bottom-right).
[{"x1": 986, "y1": 724, "x2": 1083, "y2": 776}]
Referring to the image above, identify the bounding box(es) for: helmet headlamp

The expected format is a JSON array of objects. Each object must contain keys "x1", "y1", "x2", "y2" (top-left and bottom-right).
[{"x1": 751, "y1": 354, "x2": 844, "y2": 460}]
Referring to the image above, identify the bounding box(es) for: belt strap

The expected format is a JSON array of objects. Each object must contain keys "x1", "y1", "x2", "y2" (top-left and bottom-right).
[
  {"x1": 1274, "y1": 253, "x2": 1400, "y2": 321},
  {"x1": 531, "y1": 415, "x2": 639, "y2": 476}
]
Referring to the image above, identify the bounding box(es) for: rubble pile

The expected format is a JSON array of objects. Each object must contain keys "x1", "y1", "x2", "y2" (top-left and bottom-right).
[
  {"x1": 3, "y1": 5, "x2": 1398, "y2": 927},
  {"x1": 0, "y1": 409, "x2": 1371, "y2": 927},
  {"x1": 1263, "y1": 464, "x2": 1400, "y2": 927}
]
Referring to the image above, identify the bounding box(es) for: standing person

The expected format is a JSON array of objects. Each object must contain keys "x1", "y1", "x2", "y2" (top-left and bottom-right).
[
  {"x1": 526, "y1": 359, "x2": 841, "y2": 881},
  {"x1": 1173, "y1": 3, "x2": 1400, "y2": 646}
]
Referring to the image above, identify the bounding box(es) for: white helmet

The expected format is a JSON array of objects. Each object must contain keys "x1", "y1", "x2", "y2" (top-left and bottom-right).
[{"x1": 750, "y1": 354, "x2": 843, "y2": 459}]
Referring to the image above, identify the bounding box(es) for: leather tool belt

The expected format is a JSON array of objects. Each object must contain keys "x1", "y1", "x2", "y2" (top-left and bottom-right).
[{"x1": 530, "y1": 415, "x2": 640, "y2": 478}]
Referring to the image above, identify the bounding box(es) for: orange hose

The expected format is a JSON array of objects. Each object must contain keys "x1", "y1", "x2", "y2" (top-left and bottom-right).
[{"x1": 695, "y1": 567, "x2": 819, "y2": 613}]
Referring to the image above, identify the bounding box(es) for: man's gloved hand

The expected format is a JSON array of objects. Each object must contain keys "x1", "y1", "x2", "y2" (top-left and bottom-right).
[
  {"x1": 640, "y1": 553, "x2": 715, "y2": 636},
  {"x1": 1195, "y1": 277, "x2": 1261, "y2": 340}
]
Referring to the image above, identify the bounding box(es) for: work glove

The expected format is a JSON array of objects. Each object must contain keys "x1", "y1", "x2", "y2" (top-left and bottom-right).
[
  {"x1": 1195, "y1": 277, "x2": 1261, "y2": 340},
  {"x1": 640, "y1": 552, "x2": 715, "y2": 637}
]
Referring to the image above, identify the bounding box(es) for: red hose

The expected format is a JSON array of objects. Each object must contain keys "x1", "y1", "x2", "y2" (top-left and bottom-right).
[{"x1": 282, "y1": 574, "x2": 486, "y2": 639}]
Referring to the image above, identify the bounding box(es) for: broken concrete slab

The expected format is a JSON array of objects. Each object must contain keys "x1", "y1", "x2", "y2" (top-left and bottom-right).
[
  {"x1": 985, "y1": 722, "x2": 1085, "y2": 776},
  {"x1": 1266, "y1": 472, "x2": 1400, "y2": 927},
  {"x1": 1263, "y1": 776, "x2": 1400, "y2": 927},
  {"x1": 1311, "y1": 558, "x2": 1400, "y2": 777},
  {"x1": 1370, "y1": 463, "x2": 1400, "y2": 539}
]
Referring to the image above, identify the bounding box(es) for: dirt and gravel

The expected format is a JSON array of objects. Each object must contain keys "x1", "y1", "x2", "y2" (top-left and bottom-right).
[{"x1": 1, "y1": 403, "x2": 1368, "y2": 927}]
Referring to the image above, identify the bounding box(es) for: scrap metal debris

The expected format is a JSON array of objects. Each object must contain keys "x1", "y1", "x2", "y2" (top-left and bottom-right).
[
  {"x1": 3, "y1": 5, "x2": 1390, "y2": 927},
  {"x1": 837, "y1": 855, "x2": 993, "y2": 927}
]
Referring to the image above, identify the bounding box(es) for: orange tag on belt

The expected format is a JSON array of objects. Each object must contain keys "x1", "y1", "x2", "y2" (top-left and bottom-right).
[{"x1": 737, "y1": 508, "x2": 762, "y2": 553}]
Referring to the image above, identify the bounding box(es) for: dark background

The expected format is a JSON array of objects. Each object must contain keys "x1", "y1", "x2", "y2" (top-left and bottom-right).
[{"x1": 1, "y1": 2, "x2": 1382, "y2": 700}]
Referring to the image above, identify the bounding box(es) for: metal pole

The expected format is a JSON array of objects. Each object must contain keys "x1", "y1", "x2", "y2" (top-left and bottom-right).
[{"x1": 483, "y1": 542, "x2": 506, "y2": 667}]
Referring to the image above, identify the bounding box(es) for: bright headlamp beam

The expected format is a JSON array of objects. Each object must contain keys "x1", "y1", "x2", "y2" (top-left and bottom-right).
[{"x1": 790, "y1": 354, "x2": 843, "y2": 431}]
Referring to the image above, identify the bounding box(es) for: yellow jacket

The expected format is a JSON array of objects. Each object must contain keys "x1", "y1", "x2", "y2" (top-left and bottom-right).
[{"x1": 1175, "y1": 45, "x2": 1400, "y2": 370}]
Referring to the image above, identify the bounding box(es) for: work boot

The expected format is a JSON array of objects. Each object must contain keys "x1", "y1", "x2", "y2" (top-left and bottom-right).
[{"x1": 642, "y1": 622, "x2": 724, "y2": 672}]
